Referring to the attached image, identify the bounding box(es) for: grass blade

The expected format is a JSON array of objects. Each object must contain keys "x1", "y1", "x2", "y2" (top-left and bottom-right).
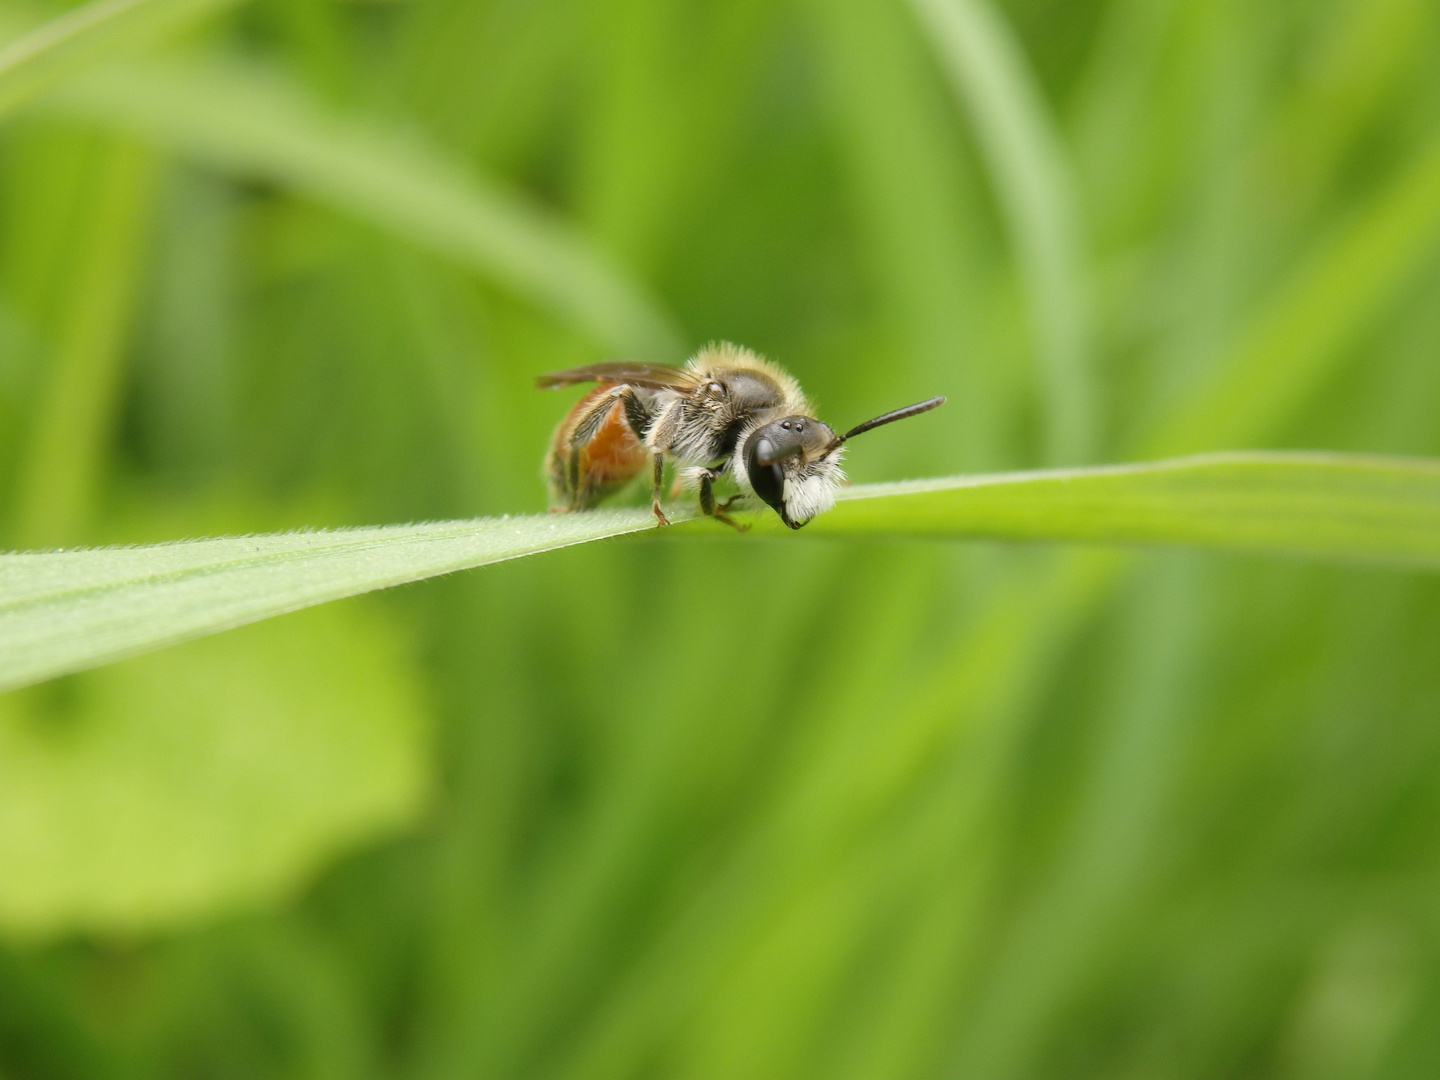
[
  {"x1": 2, "y1": 452, "x2": 1439, "y2": 692},
  {"x1": 908, "y1": 0, "x2": 1095, "y2": 463},
  {"x1": 0, "y1": 509, "x2": 690, "y2": 694},
  {"x1": 41, "y1": 58, "x2": 685, "y2": 357},
  {"x1": 0, "y1": 0, "x2": 239, "y2": 119},
  {"x1": 792, "y1": 452, "x2": 1440, "y2": 568}
]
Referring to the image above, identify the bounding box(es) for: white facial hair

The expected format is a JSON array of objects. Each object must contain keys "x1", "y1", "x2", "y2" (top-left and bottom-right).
[{"x1": 782, "y1": 451, "x2": 844, "y2": 524}]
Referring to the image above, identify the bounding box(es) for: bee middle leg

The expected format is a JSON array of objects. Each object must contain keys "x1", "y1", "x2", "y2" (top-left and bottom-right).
[{"x1": 699, "y1": 469, "x2": 748, "y2": 532}]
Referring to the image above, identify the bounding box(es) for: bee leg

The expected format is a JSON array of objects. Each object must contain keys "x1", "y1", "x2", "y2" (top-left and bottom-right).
[
  {"x1": 621, "y1": 388, "x2": 658, "y2": 441},
  {"x1": 712, "y1": 507, "x2": 748, "y2": 532},
  {"x1": 556, "y1": 387, "x2": 628, "y2": 511},
  {"x1": 651, "y1": 453, "x2": 670, "y2": 526},
  {"x1": 699, "y1": 470, "x2": 748, "y2": 532},
  {"x1": 565, "y1": 447, "x2": 583, "y2": 511}
]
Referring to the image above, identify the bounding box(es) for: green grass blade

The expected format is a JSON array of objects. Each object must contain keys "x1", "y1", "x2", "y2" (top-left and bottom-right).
[
  {"x1": 908, "y1": 0, "x2": 1095, "y2": 463},
  {"x1": 788, "y1": 452, "x2": 1440, "y2": 568},
  {"x1": 42, "y1": 58, "x2": 685, "y2": 357},
  {"x1": 0, "y1": 509, "x2": 689, "y2": 694},
  {"x1": 0, "y1": 0, "x2": 240, "y2": 119},
  {"x1": 3, "y1": 452, "x2": 1439, "y2": 693}
]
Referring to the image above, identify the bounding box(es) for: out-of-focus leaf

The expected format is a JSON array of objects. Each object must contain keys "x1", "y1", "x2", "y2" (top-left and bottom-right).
[
  {"x1": 806, "y1": 0, "x2": 992, "y2": 468},
  {"x1": 908, "y1": 0, "x2": 1095, "y2": 463},
  {"x1": 0, "y1": 602, "x2": 430, "y2": 938},
  {"x1": 0, "y1": 0, "x2": 240, "y2": 120},
  {"x1": 8, "y1": 135, "x2": 157, "y2": 549},
  {"x1": 3, "y1": 453, "x2": 1440, "y2": 694},
  {"x1": 1152, "y1": 135, "x2": 1440, "y2": 455},
  {"x1": 38, "y1": 58, "x2": 686, "y2": 358}
]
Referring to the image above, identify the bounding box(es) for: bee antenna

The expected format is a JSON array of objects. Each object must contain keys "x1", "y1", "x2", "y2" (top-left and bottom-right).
[{"x1": 828, "y1": 396, "x2": 946, "y2": 451}]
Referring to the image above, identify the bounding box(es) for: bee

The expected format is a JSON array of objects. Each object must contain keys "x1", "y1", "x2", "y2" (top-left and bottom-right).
[{"x1": 539, "y1": 342, "x2": 944, "y2": 530}]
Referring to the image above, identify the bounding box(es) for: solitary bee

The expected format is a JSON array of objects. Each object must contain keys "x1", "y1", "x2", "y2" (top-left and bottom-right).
[{"x1": 539, "y1": 342, "x2": 944, "y2": 529}]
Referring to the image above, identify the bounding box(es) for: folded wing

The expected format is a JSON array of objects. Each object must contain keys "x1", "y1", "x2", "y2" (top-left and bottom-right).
[{"x1": 536, "y1": 362, "x2": 696, "y2": 391}]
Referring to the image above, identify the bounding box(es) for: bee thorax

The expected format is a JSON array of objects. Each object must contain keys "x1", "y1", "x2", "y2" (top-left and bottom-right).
[{"x1": 666, "y1": 404, "x2": 733, "y2": 462}]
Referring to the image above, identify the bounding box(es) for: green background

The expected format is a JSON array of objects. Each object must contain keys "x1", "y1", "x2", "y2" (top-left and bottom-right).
[{"x1": 4, "y1": 0, "x2": 1440, "y2": 1077}]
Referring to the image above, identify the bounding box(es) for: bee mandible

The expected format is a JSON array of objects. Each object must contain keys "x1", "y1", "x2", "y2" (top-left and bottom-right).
[{"x1": 539, "y1": 342, "x2": 944, "y2": 530}]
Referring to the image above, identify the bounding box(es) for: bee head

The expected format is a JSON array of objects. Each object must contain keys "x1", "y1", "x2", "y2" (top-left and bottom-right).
[
  {"x1": 741, "y1": 396, "x2": 948, "y2": 529},
  {"x1": 741, "y1": 416, "x2": 843, "y2": 530}
]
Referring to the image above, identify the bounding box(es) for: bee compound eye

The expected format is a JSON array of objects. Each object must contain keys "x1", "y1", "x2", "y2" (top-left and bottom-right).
[
  {"x1": 708, "y1": 381, "x2": 724, "y2": 395},
  {"x1": 747, "y1": 437, "x2": 786, "y2": 513}
]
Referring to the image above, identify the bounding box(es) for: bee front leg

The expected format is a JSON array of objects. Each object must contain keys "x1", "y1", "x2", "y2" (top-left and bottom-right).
[
  {"x1": 699, "y1": 468, "x2": 748, "y2": 532},
  {"x1": 651, "y1": 453, "x2": 670, "y2": 526},
  {"x1": 645, "y1": 400, "x2": 684, "y2": 527}
]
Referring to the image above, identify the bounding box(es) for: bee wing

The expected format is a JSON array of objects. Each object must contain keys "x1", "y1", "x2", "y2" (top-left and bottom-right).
[{"x1": 536, "y1": 362, "x2": 697, "y2": 391}]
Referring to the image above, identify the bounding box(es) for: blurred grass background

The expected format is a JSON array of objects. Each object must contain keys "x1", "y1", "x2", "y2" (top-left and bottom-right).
[{"x1": 3, "y1": 0, "x2": 1440, "y2": 1077}]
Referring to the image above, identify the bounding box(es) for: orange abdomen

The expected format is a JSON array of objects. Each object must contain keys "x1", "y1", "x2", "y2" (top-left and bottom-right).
[{"x1": 545, "y1": 385, "x2": 648, "y2": 510}]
